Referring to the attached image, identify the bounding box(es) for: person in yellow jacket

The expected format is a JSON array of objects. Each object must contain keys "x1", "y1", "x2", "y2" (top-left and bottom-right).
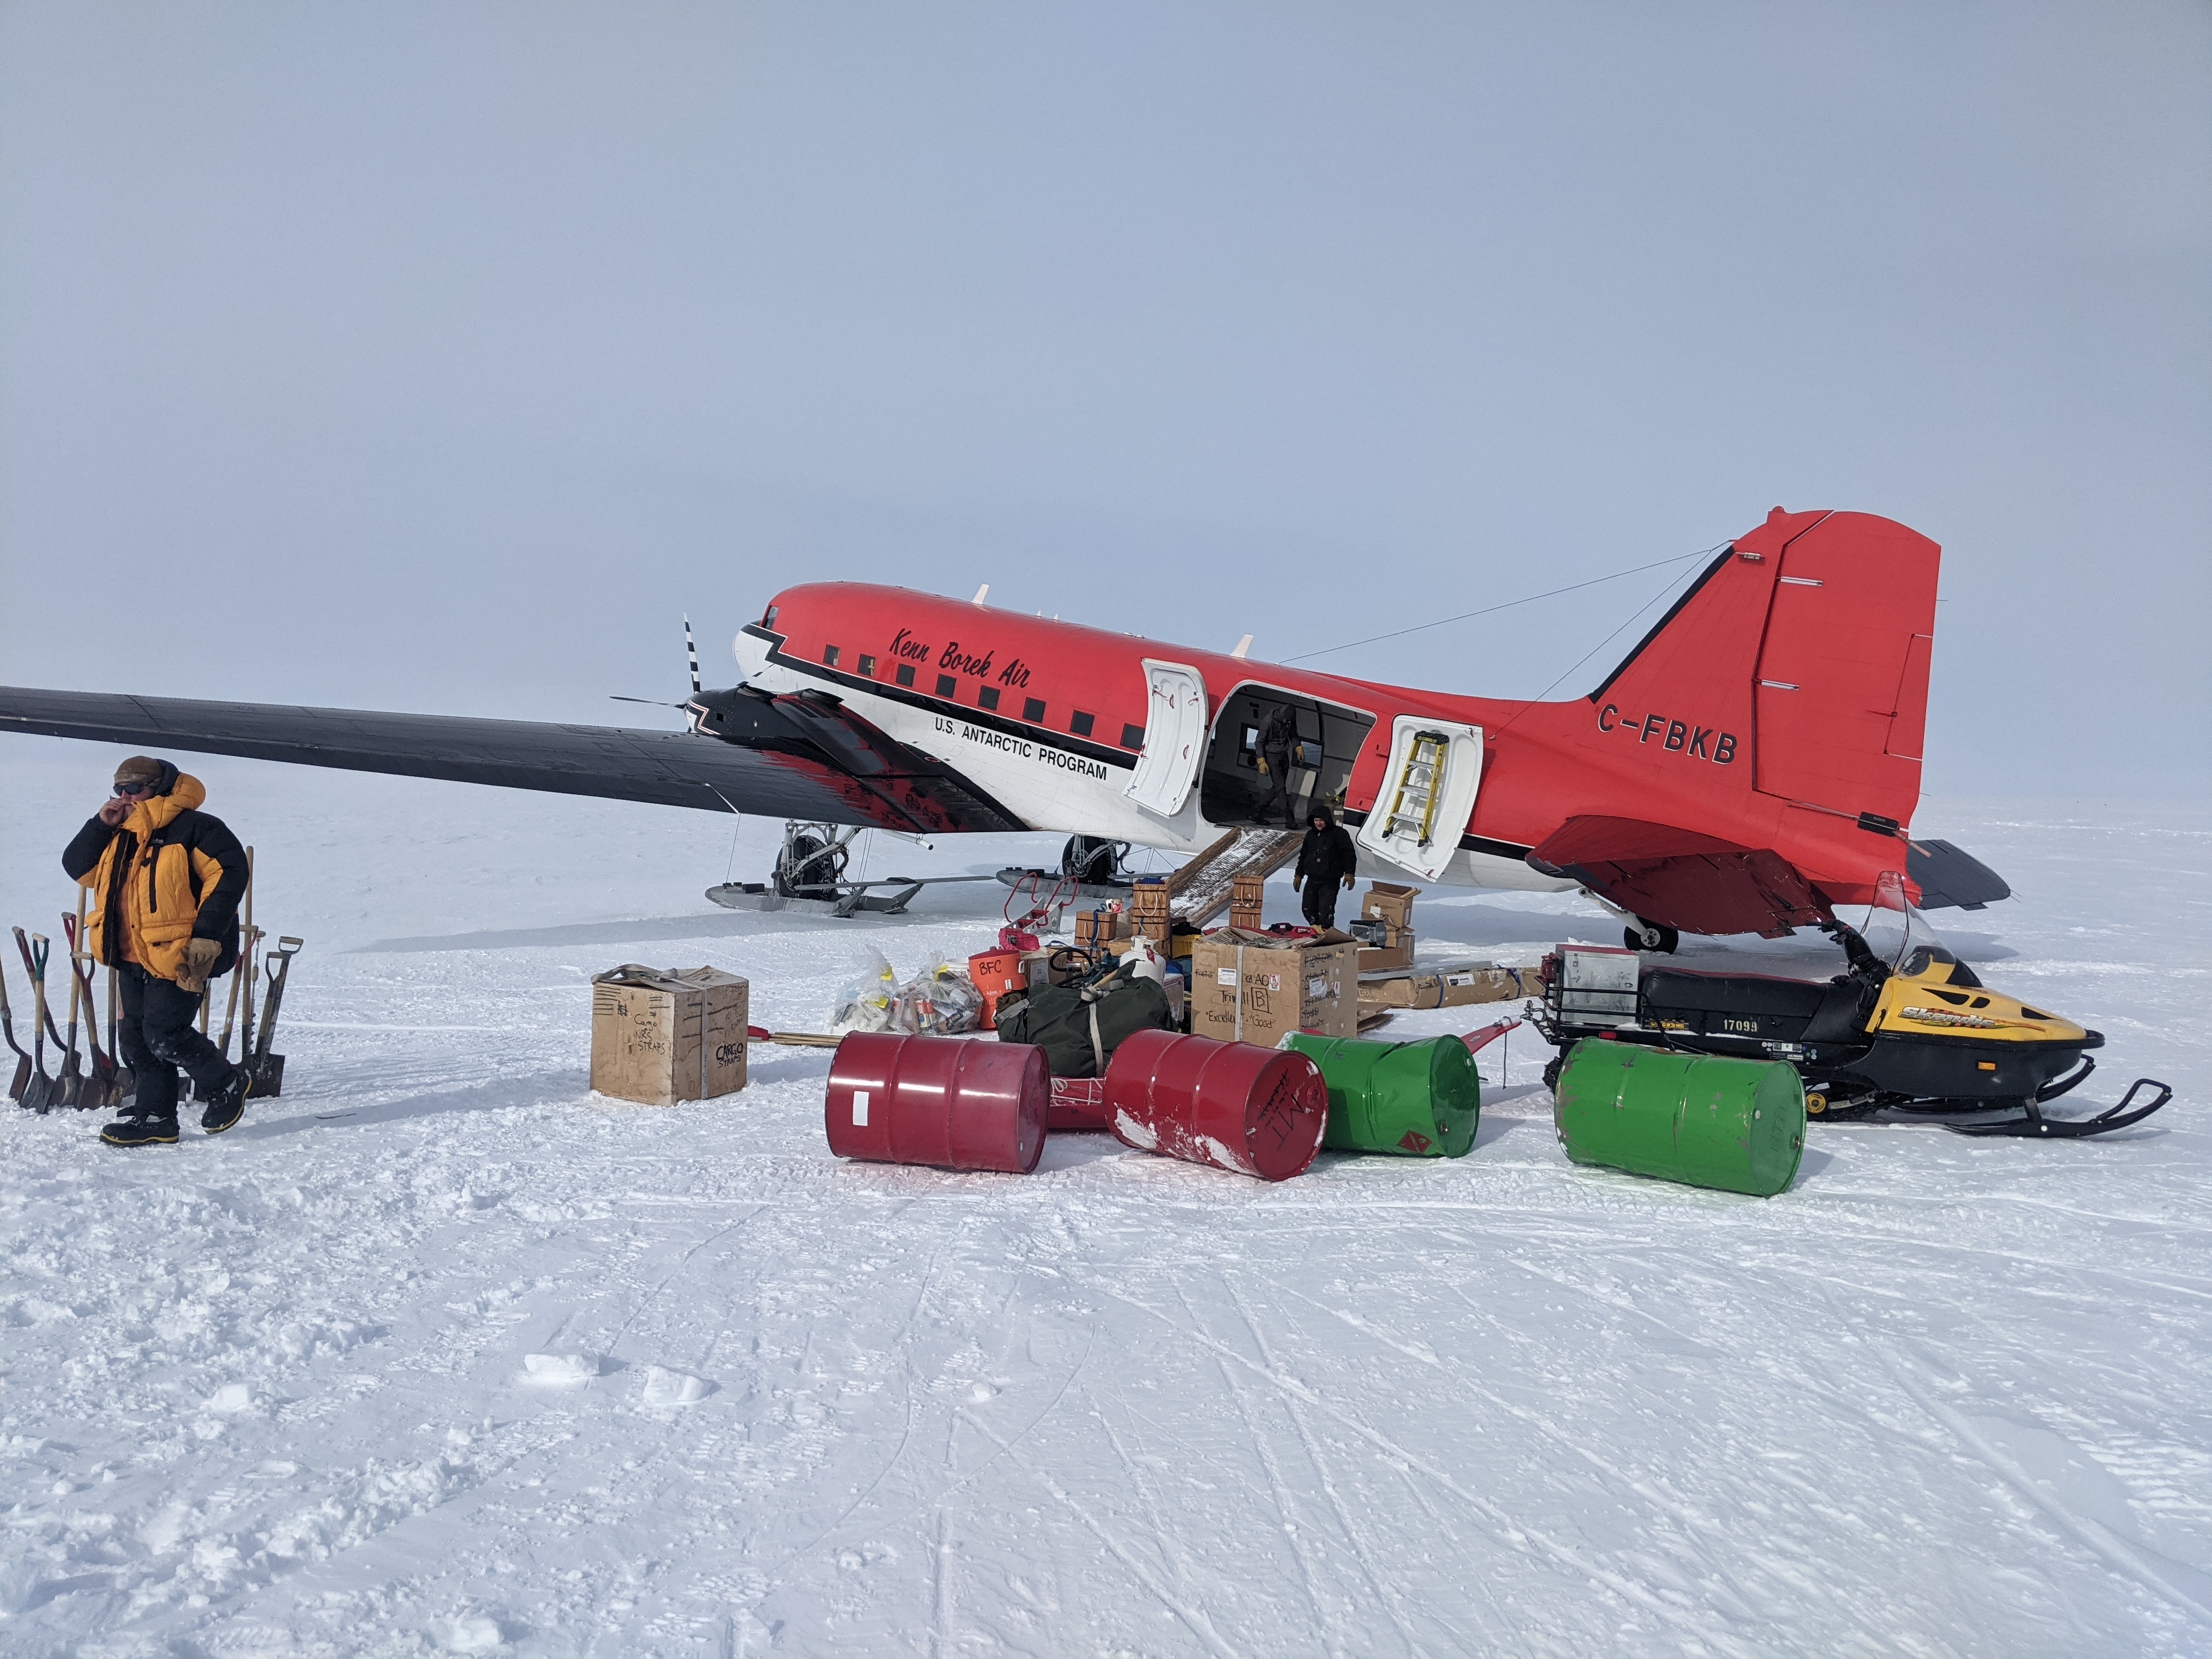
[{"x1": 63, "y1": 756, "x2": 253, "y2": 1147}]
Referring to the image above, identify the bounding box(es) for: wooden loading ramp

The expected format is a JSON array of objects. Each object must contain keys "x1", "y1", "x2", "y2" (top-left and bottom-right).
[{"x1": 1164, "y1": 828, "x2": 1304, "y2": 929}]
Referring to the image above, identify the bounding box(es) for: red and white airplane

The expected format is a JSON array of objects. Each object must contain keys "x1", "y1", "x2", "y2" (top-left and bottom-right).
[{"x1": 0, "y1": 507, "x2": 2008, "y2": 945}]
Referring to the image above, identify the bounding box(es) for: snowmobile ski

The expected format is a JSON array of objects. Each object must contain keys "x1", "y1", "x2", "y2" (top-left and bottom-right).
[{"x1": 1942, "y1": 1077, "x2": 2172, "y2": 1139}]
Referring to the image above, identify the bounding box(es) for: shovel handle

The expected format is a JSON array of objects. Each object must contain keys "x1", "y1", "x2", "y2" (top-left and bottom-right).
[
  {"x1": 15, "y1": 929, "x2": 56, "y2": 1056},
  {"x1": 63, "y1": 951, "x2": 114, "y2": 1070}
]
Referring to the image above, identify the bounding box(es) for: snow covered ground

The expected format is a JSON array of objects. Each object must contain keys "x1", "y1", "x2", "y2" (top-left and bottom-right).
[{"x1": 1, "y1": 742, "x2": 2206, "y2": 1658}]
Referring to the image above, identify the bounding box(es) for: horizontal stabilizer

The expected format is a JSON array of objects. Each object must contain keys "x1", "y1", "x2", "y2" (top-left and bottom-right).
[
  {"x1": 1528, "y1": 814, "x2": 1832, "y2": 939},
  {"x1": 1905, "y1": 838, "x2": 2012, "y2": 912}
]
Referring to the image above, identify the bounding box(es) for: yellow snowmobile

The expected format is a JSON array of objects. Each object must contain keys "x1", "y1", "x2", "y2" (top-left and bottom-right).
[{"x1": 1535, "y1": 878, "x2": 2171, "y2": 1139}]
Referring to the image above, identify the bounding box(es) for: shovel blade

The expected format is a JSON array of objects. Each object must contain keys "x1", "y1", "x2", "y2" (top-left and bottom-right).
[
  {"x1": 247, "y1": 1052, "x2": 286, "y2": 1099},
  {"x1": 8, "y1": 1056, "x2": 26, "y2": 1102},
  {"x1": 22, "y1": 1072, "x2": 52, "y2": 1113}
]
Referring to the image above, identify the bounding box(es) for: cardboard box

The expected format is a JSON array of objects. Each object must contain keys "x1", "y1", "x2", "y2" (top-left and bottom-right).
[
  {"x1": 1357, "y1": 964, "x2": 1531, "y2": 1010},
  {"x1": 1189, "y1": 928, "x2": 1359, "y2": 1048},
  {"x1": 590, "y1": 965, "x2": 749, "y2": 1105},
  {"x1": 1348, "y1": 909, "x2": 1416, "y2": 971},
  {"x1": 1357, "y1": 927, "x2": 1416, "y2": 974},
  {"x1": 1361, "y1": 882, "x2": 1421, "y2": 930}
]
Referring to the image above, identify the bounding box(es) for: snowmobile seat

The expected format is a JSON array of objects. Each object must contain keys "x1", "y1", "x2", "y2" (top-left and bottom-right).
[{"x1": 1641, "y1": 968, "x2": 1872, "y2": 1044}]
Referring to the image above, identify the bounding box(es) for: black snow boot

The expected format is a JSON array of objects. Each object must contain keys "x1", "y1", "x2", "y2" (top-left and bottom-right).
[
  {"x1": 101, "y1": 1105, "x2": 180, "y2": 1148},
  {"x1": 199, "y1": 1066, "x2": 253, "y2": 1135}
]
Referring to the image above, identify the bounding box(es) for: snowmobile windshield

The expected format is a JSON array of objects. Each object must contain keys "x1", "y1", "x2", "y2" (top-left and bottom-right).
[{"x1": 1855, "y1": 870, "x2": 1978, "y2": 984}]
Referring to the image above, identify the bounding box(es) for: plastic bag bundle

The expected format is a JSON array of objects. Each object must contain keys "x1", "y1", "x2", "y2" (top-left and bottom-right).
[
  {"x1": 889, "y1": 958, "x2": 983, "y2": 1036},
  {"x1": 828, "y1": 954, "x2": 983, "y2": 1037},
  {"x1": 829, "y1": 952, "x2": 899, "y2": 1034}
]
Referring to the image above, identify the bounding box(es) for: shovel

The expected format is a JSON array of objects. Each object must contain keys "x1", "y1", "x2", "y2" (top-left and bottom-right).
[
  {"x1": 54, "y1": 895, "x2": 87, "y2": 1108},
  {"x1": 13, "y1": 929, "x2": 55, "y2": 1114},
  {"x1": 216, "y1": 850, "x2": 258, "y2": 1102},
  {"x1": 58, "y1": 917, "x2": 121, "y2": 1109},
  {"x1": 247, "y1": 935, "x2": 304, "y2": 1098},
  {"x1": 106, "y1": 962, "x2": 134, "y2": 1107},
  {"x1": 1, "y1": 949, "x2": 31, "y2": 1103},
  {"x1": 215, "y1": 920, "x2": 246, "y2": 1063}
]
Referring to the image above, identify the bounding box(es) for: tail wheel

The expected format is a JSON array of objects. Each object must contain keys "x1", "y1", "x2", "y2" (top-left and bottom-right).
[{"x1": 1626, "y1": 919, "x2": 1680, "y2": 955}]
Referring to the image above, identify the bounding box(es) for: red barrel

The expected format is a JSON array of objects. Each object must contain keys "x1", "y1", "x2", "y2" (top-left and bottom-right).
[
  {"x1": 826, "y1": 1034, "x2": 1048, "y2": 1174},
  {"x1": 967, "y1": 948, "x2": 1027, "y2": 1031},
  {"x1": 1101, "y1": 1030, "x2": 1328, "y2": 1181},
  {"x1": 1048, "y1": 1076, "x2": 1110, "y2": 1131}
]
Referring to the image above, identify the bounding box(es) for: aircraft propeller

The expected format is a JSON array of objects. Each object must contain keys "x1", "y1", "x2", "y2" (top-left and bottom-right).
[{"x1": 610, "y1": 617, "x2": 710, "y2": 710}]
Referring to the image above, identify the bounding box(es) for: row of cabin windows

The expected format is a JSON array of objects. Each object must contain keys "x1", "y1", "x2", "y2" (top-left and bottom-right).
[{"x1": 819, "y1": 641, "x2": 1144, "y2": 751}]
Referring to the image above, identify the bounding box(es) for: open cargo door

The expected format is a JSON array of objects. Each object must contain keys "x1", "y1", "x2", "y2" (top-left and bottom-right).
[
  {"x1": 1123, "y1": 661, "x2": 1208, "y2": 819},
  {"x1": 1356, "y1": 718, "x2": 1483, "y2": 881}
]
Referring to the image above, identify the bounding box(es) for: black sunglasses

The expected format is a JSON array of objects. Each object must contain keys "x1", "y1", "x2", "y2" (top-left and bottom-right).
[{"x1": 111, "y1": 781, "x2": 156, "y2": 797}]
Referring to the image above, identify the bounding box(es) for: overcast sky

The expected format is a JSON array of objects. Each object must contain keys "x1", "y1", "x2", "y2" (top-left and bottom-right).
[{"x1": 3, "y1": 2, "x2": 2206, "y2": 799}]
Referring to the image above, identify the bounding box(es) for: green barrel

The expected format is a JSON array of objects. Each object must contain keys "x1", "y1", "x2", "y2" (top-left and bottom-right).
[
  {"x1": 1282, "y1": 1034, "x2": 1480, "y2": 1158},
  {"x1": 1553, "y1": 1041, "x2": 1805, "y2": 1196}
]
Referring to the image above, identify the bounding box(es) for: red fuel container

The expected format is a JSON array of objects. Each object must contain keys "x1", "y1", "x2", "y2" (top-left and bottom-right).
[
  {"x1": 826, "y1": 1034, "x2": 1048, "y2": 1174},
  {"x1": 967, "y1": 948, "x2": 1028, "y2": 1031},
  {"x1": 1101, "y1": 1029, "x2": 1328, "y2": 1181}
]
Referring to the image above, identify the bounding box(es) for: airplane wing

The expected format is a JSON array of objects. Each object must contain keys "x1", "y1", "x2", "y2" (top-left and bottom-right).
[{"x1": 0, "y1": 685, "x2": 1025, "y2": 836}]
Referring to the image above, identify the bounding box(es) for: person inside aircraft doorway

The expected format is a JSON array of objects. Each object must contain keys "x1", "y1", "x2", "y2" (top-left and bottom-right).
[
  {"x1": 1256, "y1": 702, "x2": 1299, "y2": 828},
  {"x1": 1291, "y1": 805, "x2": 1358, "y2": 931}
]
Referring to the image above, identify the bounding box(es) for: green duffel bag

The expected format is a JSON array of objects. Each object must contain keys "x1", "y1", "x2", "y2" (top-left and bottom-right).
[{"x1": 995, "y1": 962, "x2": 1174, "y2": 1078}]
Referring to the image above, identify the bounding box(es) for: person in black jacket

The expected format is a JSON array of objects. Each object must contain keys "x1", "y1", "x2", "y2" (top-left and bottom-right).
[
  {"x1": 1291, "y1": 805, "x2": 1359, "y2": 930},
  {"x1": 63, "y1": 756, "x2": 253, "y2": 1147},
  {"x1": 1256, "y1": 703, "x2": 1299, "y2": 828}
]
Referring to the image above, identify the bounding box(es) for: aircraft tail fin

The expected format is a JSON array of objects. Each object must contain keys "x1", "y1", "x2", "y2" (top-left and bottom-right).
[{"x1": 1581, "y1": 509, "x2": 1940, "y2": 830}]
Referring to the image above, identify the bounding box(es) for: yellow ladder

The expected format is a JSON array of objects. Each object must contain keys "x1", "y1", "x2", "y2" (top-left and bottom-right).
[{"x1": 1379, "y1": 731, "x2": 1449, "y2": 849}]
